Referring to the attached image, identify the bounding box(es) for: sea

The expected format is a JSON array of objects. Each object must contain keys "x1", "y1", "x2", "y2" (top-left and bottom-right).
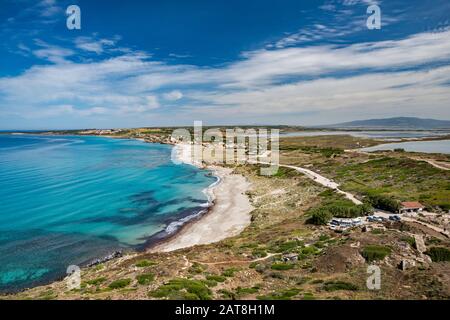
[{"x1": 0, "y1": 134, "x2": 216, "y2": 293}]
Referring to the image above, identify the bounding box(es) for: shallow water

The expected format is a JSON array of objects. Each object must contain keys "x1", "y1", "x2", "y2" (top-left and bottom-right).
[
  {"x1": 0, "y1": 135, "x2": 216, "y2": 292},
  {"x1": 281, "y1": 130, "x2": 449, "y2": 139},
  {"x1": 360, "y1": 139, "x2": 450, "y2": 154}
]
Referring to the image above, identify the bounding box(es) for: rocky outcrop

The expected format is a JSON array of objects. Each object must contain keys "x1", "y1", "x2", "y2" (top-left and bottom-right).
[{"x1": 414, "y1": 234, "x2": 426, "y2": 253}]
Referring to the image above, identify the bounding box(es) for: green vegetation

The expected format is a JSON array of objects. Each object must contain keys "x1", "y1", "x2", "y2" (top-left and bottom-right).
[
  {"x1": 401, "y1": 236, "x2": 416, "y2": 249},
  {"x1": 272, "y1": 166, "x2": 298, "y2": 178},
  {"x1": 335, "y1": 157, "x2": 450, "y2": 211},
  {"x1": 307, "y1": 197, "x2": 373, "y2": 225},
  {"x1": 205, "y1": 275, "x2": 227, "y2": 282},
  {"x1": 303, "y1": 292, "x2": 315, "y2": 300},
  {"x1": 323, "y1": 281, "x2": 358, "y2": 292},
  {"x1": 257, "y1": 288, "x2": 300, "y2": 300},
  {"x1": 301, "y1": 246, "x2": 319, "y2": 256},
  {"x1": 189, "y1": 262, "x2": 206, "y2": 274},
  {"x1": 308, "y1": 210, "x2": 332, "y2": 225},
  {"x1": 85, "y1": 277, "x2": 106, "y2": 286},
  {"x1": 135, "y1": 259, "x2": 156, "y2": 267},
  {"x1": 222, "y1": 268, "x2": 239, "y2": 277},
  {"x1": 280, "y1": 134, "x2": 378, "y2": 151},
  {"x1": 271, "y1": 240, "x2": 303, "y2": 253},
  {"x1": 136, "y1": 273, "x2": 155, "y2": 285},
  {"x1": 149, "y1": 278, "x2": 212, "y2": 300},
  {"x1": 236, "y1": 286, "x2": 260, "y2": 296},
  {"x1": 281, "y1": 144, "x2": 343, "y2": 158},
  {"x1": 426, "y1": 247, "x2": 450, "y2": 262},
  {"x1": 362, "y1": 245, "x2": 392, "y2": 262},
  {"x1": 271, "y1": 263, "x2": 294, "y2": 270},
  {"x1": 251, "y1": 248, "x2": 268, "y2": 257},
  {"x1": 108, "y1": 278, "x2": 131, "y2": 289},
  {"x1": 365, "y1": 193, "x2": 400, "y2": 212},
  {"x1": 38, "y1": 289, "x2": 57, "y2": 300}
]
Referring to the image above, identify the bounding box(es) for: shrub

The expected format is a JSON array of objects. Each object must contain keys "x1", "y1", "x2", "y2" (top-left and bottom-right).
[
  {"x1": 271, "y1": 263, "x2": 294, "y2": 270},
  {"x1": 256, "y1": 288, "x2": 300, "y2": 300},
  {"x1": 135, "y1": 259, "x2": 156, "y2": 268},
  {"x1": 303, "y1": 292, "x2": 315, "y2": 300},
  {"x1": 401, "y1": 236, "x2": 416, "y2": 249},
  {"x1": 136, "y1": 273, "x2": 155, "y2": 285},
  {"x1": 272, "y1": 167, "x2": 298, "y2": 178},
  {"x1": 308, "y1": 209, "x2": 332, "y2": 225},
  {"x1": 108, "y1": 278, "x2": 131, "y2": 289},
  {"x1": 362, "y1": 245, "x2": 391, "y2": 262},
  {"x1": 219, "y1": 289, "x2": 236, "y2": 299},
  {"x1": 365, "y1": 194, "x2": 400, "y2": 212},
  {"x1": 251, "y1": 248, "x2": 268, "y2": 258},
  {"x1": 149, "y1": 278, "x2": 212, "y2": 300},
  {"x1": 206, "y1": 275, "x2": 227, "y2": 282},
  {"x1": 85, "y1": 277, "x2": 106, "y2": 286},
  {"x1": 255, "y1": 264, "x2": 266, "y2": 273},
  {"x1": 189, "y1": 262, "x2": 206, "y2": 274},
  {"x1": 426, "y1": 247, "x2": 450, "y2": 262},
  {"x1": 323, "y1": 281, "x2": 358, "y2": 292},
  {"x1": 276, "y1": 240, "x2": 302, "y2": 253},
  {"x1": 307, "y1": 201, "x2": 373, "y2": 225},
  {"x1": 301, "y1": 246, "x2": 318, "y2": 255},
  {"x1": 236, "y1": 286, "x2": 259, "y2": 295},
  {"x1": 222, "y1": 268, "x2": 239, "y2": 277}
]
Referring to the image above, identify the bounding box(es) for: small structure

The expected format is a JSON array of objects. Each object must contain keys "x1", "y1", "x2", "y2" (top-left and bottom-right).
[
  {"x1": 399, "y1": 259, "x2": 416, "y2": 271},
  {"x1": 399, "y1": 201, "x2": 425, "y2": 214},
  {"x1": 282, "y1": 253, "x2": 299, "y2": 263}
]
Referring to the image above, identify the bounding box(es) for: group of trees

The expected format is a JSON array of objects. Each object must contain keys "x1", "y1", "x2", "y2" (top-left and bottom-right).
[
  {"x1": 308, "y1": 201, "x2": 374, "y2": 226},
  {"x1": 364, "y1": 194, "x2": 401, "y2": 212},
  {"x1": 307, "y1": 191, "x2": 402, "y2": 226}
]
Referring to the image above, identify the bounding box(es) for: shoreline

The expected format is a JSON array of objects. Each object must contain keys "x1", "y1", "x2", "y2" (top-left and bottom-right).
[
  {"x1": 148, "y1": 143, "x2": 254, "y2": 252},
  {"x1": 0, "y1": 140, "x2": 253, "y2": 295}
]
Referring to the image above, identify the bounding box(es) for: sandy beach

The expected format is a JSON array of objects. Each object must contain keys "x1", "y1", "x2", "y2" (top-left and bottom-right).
[{"x1": 150, "y1": 144, "x2": 254, "y2": 252}]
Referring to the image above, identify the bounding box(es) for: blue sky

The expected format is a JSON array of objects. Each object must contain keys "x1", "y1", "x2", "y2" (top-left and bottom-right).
[{"x1": 0, "y1": 0, "x2": 449, "y2": 129}]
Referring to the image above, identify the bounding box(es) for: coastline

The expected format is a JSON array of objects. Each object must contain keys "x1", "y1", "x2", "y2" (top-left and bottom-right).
[
  {"x1": 0, "y1": 138, "x2": 253, "y2": 295},
  {"x1": 148, "y1": 143, "x2": 254, "y2": 252}
]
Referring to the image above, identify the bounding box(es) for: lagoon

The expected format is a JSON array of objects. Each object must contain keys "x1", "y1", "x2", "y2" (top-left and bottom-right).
[
  {"x1": 360, "y1": 139, "x2": 450, "y2": 154},
  {"x1": 281, "y1": 130, "x2": 449, "y2": 139}
]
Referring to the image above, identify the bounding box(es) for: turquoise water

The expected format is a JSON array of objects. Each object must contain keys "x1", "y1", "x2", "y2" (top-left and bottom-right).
[
  {"x1": 360, "y1": 139, "x2": 450, "y2": 154},
  {"x1": 0, "y1": 134, "x2": 216, "y2": 292}
]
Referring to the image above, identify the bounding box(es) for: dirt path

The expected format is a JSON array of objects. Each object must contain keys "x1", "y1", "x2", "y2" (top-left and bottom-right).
[
  {"x1": 410, "y1": 157, "x2": 450, "y2": 171},
  {"x1": 402, "y1": 217, "x2": 450, "y2": 238},
  {"x1": 258, "y1": 161, "x2": 362, "y2": 205},
  {"x1": 347, "y1": 149, "x2": 450, "y2": 171}
]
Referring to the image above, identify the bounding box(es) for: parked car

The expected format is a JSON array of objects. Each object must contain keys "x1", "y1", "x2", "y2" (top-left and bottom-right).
[
  {"x1": 389, "y1": 215, "x2": 401, "y2": 221},
  {"x1": 368, "y1": 216, "x2": 385, "y2": 222}
]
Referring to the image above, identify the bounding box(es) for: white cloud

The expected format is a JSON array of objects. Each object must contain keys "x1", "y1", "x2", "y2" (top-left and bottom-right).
[
  {"x1": 163, "y1": 90, "x2": 183, "y2": 101},
  {"x1": 75, "y1": 37, "x2": 117, "y2": 54},
  {"x1": 32, "y1": 40, "x2": 74, "y2": 64},
  {"x1": 38, "y1": 0, "x2": 62, "y2": 18},
  {"x1": 1, "y1": 29, "x2": 450, "y2": 125}
]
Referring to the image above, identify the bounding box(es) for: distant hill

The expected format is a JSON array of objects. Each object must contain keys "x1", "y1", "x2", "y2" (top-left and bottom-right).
[{"x1": 319, "y1": 117, "x2": 450, "y2": 129}]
